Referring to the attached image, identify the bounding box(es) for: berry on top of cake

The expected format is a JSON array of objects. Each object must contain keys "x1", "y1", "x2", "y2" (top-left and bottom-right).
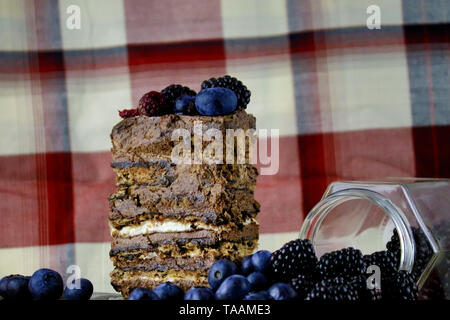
[{"x1": 118, "y1": 75, "x2": 251, "y2": 118}]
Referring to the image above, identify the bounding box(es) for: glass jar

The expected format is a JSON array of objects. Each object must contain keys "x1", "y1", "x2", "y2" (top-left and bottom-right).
[{"x1": 299, "y1": 179, "x2": 450, "y2": 300}]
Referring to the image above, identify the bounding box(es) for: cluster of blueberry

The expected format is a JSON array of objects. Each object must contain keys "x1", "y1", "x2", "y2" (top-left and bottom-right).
[
  {"x1": 119, "y1": 75, "x2": 251, "y2": 118},
  {"x1": 0, "y1": 269, "x2": 93, "y2": 300}
]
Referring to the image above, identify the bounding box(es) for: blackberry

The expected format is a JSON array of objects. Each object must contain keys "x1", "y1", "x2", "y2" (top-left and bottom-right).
[
  {"x1": 201, "y1": 75, "x2": 251, "y2": 109},
  {"x1": 386, "y1": 227, "x2": 433, "y2": 281},
  {"x1": 363, "y1": 250, "x2": 399, "y2": 278},
  {"x1": 382, "y1": 270, "x2": 418, "y2": 300},
  {"x1": 350, "y1": 275, "x2": 383, "y2": 301},
  {"x1": 305, "y1": 277, "x2": 359, "y2": 301},
  {"x1": 270, "y1": 239, "x2": 317, "y2": 282},
  {"x1": 290, "y1": 274, "x2": 315, "y2": 299},
  {"x1": 316, "y1": 247, "x2": 365, "y2": 279},
  {"x1": 138, "y1": 91, "x2": 170, "y2": 116},
  {"x1": 161, "y1": 84, "x2": 197, "y2": 109}
]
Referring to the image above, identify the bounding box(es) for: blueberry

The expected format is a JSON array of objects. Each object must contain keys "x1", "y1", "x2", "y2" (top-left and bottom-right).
[
  {"x1": 208, "y1": 259, "x2": 239, "y2": 290},
  {"x1": 241, "y1": 255, "x2": 254, "y2": 275},
  {"x1": 246, "y1": 272, "x2": 268, "y2": 291},
  {"x1": 243, "y1": 291, "x2": 272, "y2": 300},
  {"x1": 268, "y1": 283, "x2": 298, "y2": 300},
  {"x1": 215, "y1": 275, "x2": 251, "y2": 300},
  {"x1": 195, "y1": 88, "x2": 237, "y2": 116},
  {"x1": 174, "y1": 95, "x2": 196, "y2": 114},
  {"x1": 153, "y1": 282, "x2": 183, "y2": 300},
  {"x1": 28, "y1": 268, "x2": 63, "y2": 300},
  {"x1": 3, "y1": 275, "x2": 31, "y2": 300},
  {"x1": 251, "y1": 250, "x2": 272, "y2": 274},
  {"x1": 184, "y1": 287, "x2": 215, "y2": 300},
  {"x1": 63, "y1": 278, "x2": 93, "y2": 300},
  {"x1": 128, "y1": 288, "x2": 159, "y2": 300},
  {"x1": 0, "y1": 275, "x2": 17, "y2": 299}
]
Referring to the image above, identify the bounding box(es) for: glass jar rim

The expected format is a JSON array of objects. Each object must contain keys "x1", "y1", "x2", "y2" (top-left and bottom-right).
[{"x1": 299, "y1": 188, "x2": 416, "y2": 272}]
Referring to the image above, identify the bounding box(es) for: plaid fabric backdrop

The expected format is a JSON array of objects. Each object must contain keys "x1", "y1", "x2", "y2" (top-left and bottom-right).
[{"x1": 0, "y1": 0, "x2": 448, "y2": 292}]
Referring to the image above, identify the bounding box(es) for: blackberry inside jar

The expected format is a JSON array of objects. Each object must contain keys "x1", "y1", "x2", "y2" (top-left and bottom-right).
[{"x1": 299, "y1": 179, "x2": 450, "y2": 300}]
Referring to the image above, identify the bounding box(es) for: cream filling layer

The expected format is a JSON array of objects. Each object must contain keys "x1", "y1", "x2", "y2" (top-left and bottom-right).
[{"x1": 111, "y1": 217, "x2": 258, "y2": 238}]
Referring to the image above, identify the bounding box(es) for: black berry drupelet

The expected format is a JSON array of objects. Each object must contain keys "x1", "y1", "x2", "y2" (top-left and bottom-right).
[
  {"x1": 270, "y1": 239, "x2": 317, "y2": 282},
  {"x1": 382, "y1": 270, "x2": 418, "y2": 300},
  {"x1": 161, "y1": 84, "x2": 197, "y2": 109},
  {"x1": 201, "y1": 75, "x2": 251, "y2": 109},
  {"x1": 350, "y1": 275, "x2": 383, "y2": 301},
  {"x1": 386, "y1": 227, "x2": 433, "y2": 281},
  {"x1": 316, "y1": 247, "x2": 365, "y2": 279},
  {"x1": 305, "y1": 277, "x2": 360, "y2": 301},
  {"x1": 364, "y1": 250, "x2": 399, "y2": 278},
  {"x1": 290, "y1": 274, "x2": 315, "y2": 299}
]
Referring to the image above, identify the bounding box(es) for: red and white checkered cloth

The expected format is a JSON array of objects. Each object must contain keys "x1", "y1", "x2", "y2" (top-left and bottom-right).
[{"x1": 0, "y1": 0, "x2": 448, "y2": 292}]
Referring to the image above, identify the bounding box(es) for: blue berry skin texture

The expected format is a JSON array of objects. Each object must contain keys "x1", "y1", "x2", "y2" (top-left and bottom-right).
[
  {"x1": 128, "y1": 288, "x2": 159, "y2": 300},
  {"x1": 153, "y1": 282, "x2": 184, "y2": 300},
  {"x1": 174, "y1": 95, "x2": 196, "y2": 114},
  {"x1": 3, "y1": 275, "x2": 31, "y2": 300},
  {"x1": 268, "y1": 283, "x2": 298, "y2": 300},
  {"x1": 195, "y1": 88, "x2": 237, "y2": 116},
  {"x1": 246, "y1": 272, "x2": 268, "y2": 292},
  {"x1": 63, "y1": 278, "x2": 93, "y2": 300},
  {"x1": 240, "y1": 255, "x2": 254, "y2": 276},
  {"x1": 184, "y1": 287, "x2": 215, "y2": 300},
  {"x1": 208, "y1": 259, "x2": 239, "y2": 290},
  {"x1": 243, "y1": 291, "x2": 272, "y2": 300},
  {"x1": 251, "y1": 250, "x2": 272, "y2": 274},
  {"x1": 215, "y1": 275, "x2": 251, "y2": 300},
  {"x1": 28, "y1": 268, "x2": 64, "y2": 300}
]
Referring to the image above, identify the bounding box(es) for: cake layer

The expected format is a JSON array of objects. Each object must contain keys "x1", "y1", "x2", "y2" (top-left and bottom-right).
[
  {"x1": 110, "y1": 240, "x2": 257, "y2": 270},
  {"x1": 109, "y1": 188, "x2": 260, "y2": 225},
  {"x1": 112, "y1": 162, "x2": 258, "y2": 191},
  {"x1": 110, "y1": 221, "x2": 259, "y2": 254},
  {"x1": 111, "y1": 110, "x2": 256, "y2": 163},
  {"x1": 110, "y1": 268, "x2": 209, "y2": 297},
  {"x1": 110, "y1": 215, "x2": 257, "y2": 238}
]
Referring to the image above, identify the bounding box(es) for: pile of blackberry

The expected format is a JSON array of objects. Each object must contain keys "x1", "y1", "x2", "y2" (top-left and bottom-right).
[{"x1": 268, "y1": 236, "x2": 419, "y2": 301}]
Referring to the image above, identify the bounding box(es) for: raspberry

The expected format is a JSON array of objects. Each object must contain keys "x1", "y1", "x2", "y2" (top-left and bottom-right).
[
  {"x1": 316, "y1": 247, "x2": 365, "y2": 279},
  {"x1": 201, "y1": 75, "x2": 251, "y2": 109},
  {"x1": 270, "y1": 239, "x2": 317, "y2": 281},
  {"x1": 138, "y1": 91, "x2": 169, "y2": 116},
  {"x1": 118, "y1": 108, "x2": 140, "y2": 119},
  {"x1": 161, "y1": 84, "x2": 196, "y2": 109}
]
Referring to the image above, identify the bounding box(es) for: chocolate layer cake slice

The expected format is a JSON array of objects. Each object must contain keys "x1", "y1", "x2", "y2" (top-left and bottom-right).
[{"x1": 109, "y1": 110, "x2": 259, "y2": 298}]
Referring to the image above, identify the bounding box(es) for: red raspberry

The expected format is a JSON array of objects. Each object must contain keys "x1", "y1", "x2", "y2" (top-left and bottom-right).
[
  {"x1": 118, "y1": 108, "x2": 140, "y2": 119},
  {"x1": 138, "y1": 91, "x2": 169, "y2": 116}
]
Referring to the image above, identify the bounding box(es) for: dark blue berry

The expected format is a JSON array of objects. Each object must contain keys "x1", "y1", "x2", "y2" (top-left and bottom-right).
[
  {"x1": 208, "y1": 259, "x2": 238, "y2": 290},
  {"x1": 240, "y1": 255, "x2": 254, "y2": 275},
  {"x1": 128, "y1": 288, "x2": 159, "y2": 300},
  {"x1": 268, "y1": 283, "x2": 298, "y2": 300},
  {"x1": 4, "y1": 275, "x2": 31, "y2": 300},
  {"x1": 174, "y1": 95, "x2": 197, "y2": 115},
  {"x1": 153, "y1": 282, "x2": 183, "y2": 300},
  {"x1": 28, "y1": 268, "x2": 63, "y2": 300},
  {"x1": 251, "y1": 250, "x2": 272, "y2": 274},
  {"x1": 63, "y1": 278, "x2": 93, "y2": 300},
  {"x1": 215, "y1": 275, "x2": 251, "y2": 300},
  {"x1": 0, "y1": 275, "x2": 18, "y2": 299},
  {"x1": 184, "y1": 287, "x2": 215, "y2": 300},
  {"x1": 246, "y1": 272, "x2": 268, "y2": 291},
  {"x1": 243, "y1": 291, "x2": 272, "y2": 300},
  {"x1": 195, "y1": 88, "x2": 237, "y2": 116}
]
